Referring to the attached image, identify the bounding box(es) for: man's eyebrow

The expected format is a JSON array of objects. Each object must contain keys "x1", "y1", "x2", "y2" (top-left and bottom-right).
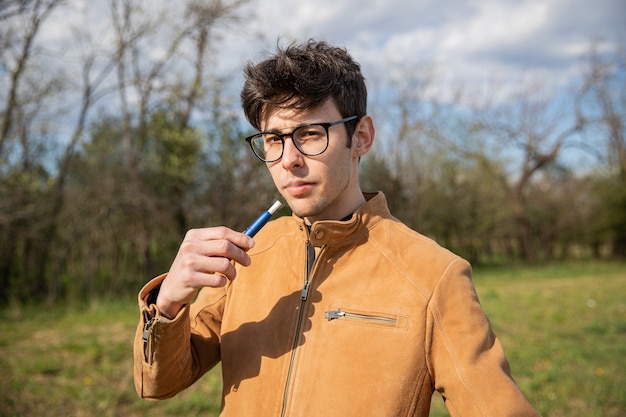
[{"x1": 263, "y1": 122, "x2": 311, "y2": 133}]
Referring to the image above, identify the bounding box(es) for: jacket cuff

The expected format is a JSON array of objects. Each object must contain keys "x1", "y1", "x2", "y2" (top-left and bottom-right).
[
  {"x1": 138, "y1": 273, "x2": 188, "y2": 322},
  {"x1": 134, "y1": 274, "x2": 193, "y2": 398}
]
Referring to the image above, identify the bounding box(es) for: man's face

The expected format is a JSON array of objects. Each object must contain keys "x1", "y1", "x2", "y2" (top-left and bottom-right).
[{"x1": 262, "y1": 100, "x2": 363, "y2": 223}]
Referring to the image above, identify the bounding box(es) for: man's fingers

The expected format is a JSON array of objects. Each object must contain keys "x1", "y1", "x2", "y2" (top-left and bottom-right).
[
  {"x1": 156, "y1": 226, "x2": 255, "y2": 317},
  {"x1": 179, "y1": 227, "x2": 253, "y2": 266},
  {"x1": 185, "y1": 227, "x2": 255, "y2": 251}
]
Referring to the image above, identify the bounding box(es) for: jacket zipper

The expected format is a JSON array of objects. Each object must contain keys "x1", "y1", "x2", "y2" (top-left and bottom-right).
[
  {"x1": 281, "y1": 239, "x2": 318, "y2": 416},
  {"x1": 142, "y1": 310, "x2": 155, "y2": 363},
  {"x1": 325, "y1": 309, "x2": 398, "y2": 325}
]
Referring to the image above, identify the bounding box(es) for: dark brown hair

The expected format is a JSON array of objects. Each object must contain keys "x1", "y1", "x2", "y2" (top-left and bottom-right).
[{"x1": 241, "y1": 39, "x2": 367, "y2": 143}]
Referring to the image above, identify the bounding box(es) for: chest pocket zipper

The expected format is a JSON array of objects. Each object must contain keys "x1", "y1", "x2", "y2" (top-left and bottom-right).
[{"x1": 324, "y1": 308, "x2": 407, "y2": 329}]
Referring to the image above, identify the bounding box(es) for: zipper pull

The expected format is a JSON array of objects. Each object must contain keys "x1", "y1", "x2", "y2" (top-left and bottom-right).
[
  {"x1": 324, "y1": 310, "x2": 346, "y2": 320},
  {"x1": 142, "y1": 318, "x2": 153, "y2": 343},
  {"x1": 300, "y1": 280, "x2": 311, "y2": 301}
]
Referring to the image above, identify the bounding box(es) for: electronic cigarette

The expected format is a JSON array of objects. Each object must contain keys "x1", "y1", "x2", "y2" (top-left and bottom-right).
[{"x1": 243, "y1": 200, "x2": 283, "y2": 237}]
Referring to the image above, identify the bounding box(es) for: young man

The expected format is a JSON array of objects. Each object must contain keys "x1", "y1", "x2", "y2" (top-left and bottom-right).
[{"x1": 134, "y1": 40, "x2": 540, "y2": 416}]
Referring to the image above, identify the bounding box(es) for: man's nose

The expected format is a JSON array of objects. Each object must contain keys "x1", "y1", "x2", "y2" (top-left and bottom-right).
[{"x1": 280, "y1": 137, "x2": 303, "y2": 168}]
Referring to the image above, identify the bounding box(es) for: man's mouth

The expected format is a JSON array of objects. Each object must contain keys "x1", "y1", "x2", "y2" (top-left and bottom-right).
[{"x1": 284, "y1": 180, "x2": 315, "y2": 197}]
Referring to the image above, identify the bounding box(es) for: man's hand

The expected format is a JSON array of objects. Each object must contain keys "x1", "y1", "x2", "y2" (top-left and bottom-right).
[{"x1": 156, "y1": 227, "x2": 255, "y2": 319}]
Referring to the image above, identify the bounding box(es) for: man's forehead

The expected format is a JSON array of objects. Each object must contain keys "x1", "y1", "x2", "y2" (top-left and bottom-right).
[{"x1": 260, "y1": 99, "x2": 340, "y2": 130}]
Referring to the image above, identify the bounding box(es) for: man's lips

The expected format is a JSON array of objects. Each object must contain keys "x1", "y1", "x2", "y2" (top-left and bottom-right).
[{"x1": 284, "y1": 180, "x2": 315, "y2": 196}]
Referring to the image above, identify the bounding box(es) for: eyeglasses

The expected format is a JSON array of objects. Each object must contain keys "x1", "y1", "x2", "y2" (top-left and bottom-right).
[{"x1": 245, "y1": 116, "x2": 358, "y2": 162}]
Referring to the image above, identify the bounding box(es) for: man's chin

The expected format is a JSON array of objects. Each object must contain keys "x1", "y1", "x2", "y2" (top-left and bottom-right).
[{"x1": 285, "y1": 199, "x2": 318, "y2": 219}]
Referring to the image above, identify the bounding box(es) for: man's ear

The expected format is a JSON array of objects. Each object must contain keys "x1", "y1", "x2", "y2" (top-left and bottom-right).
[{"x1": 352, "y1": 115, "x2": 375, "y2": 157}]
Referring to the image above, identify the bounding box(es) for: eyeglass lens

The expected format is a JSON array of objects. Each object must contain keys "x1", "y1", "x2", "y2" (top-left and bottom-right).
[{"x1": 250, "y1": 124, "x2": 329, "y2": 161}]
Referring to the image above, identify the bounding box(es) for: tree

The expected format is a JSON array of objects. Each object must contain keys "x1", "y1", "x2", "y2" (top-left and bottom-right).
[
  {"x1": 435, "y1": 80, "x2": 585, "y2": 261},
  {"x1": 579, "y1": 44, "x2": 626, "y2": 257},
  {"x1": 0, "y1": 0, "x2": 253, "y2": 302},
  {"x1": 0, "y1": 0, "x2": 67, "y2": 301},
  {"x1": 106, "y1": 0, "x2": 251, "y2": 281}
]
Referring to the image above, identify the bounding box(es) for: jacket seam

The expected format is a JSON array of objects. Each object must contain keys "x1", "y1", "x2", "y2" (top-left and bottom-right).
[
  {"x1": 366, "y1": 234, "x2": 434, "y2": 302},
  {"x1": 191, "y1": 288, "x2": 228, "y2": 329},
  {"x1": 407, "y1": 364, "x2": 430, "y2": 416},
  {"x1": 429, "y1": 258, "x2": 491, "y2": 417}
]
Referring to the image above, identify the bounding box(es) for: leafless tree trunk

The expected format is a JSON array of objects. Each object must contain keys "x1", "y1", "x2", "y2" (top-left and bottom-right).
[
  {"x1": 0, "y1": 0, "x2": 64, "y2": 155},
  {"x1": 480, "y1": 86, "x2": 583, "y2": 260},
  {"x1": 579, "y1": 44, "x2": 626, "y2": 257}
]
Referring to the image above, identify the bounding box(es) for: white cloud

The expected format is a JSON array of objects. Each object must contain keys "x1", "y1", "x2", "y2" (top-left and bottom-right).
[
  {"x1": 33, "y1": 0, "x2": 624, "y2": 105},
  {"x1": 222, "y1": 0, "x2": 622, "y2": 94},
  {"x1": 446, "y1": 0, "x2": 549, "y2": 54}
]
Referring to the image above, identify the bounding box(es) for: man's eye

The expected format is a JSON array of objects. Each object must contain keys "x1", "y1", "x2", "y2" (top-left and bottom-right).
[
  {"x1": 264, "y1": 135, "x2": 281, "y2": 144},
  {"x1": 297, "y1": 127, "x2": 325, "y2": 140}
]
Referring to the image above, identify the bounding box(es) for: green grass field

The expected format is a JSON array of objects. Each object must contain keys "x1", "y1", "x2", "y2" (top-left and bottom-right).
[{"x1": 1, "y1": 261, "x2": 625, "y2": 416}]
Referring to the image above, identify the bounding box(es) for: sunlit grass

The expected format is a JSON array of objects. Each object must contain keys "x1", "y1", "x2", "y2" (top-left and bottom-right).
[
  {"x1": 0, "y1": 299, "x2": 223, "y2": 417},
  {"x1": 1, "y1": 261, "x2": 625, "y2": 416}
]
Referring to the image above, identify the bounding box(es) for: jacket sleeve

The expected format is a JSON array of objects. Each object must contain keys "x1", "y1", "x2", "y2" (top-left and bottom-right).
[
  {"x1": 133, "y1": 274, "x2": 226, "y2": 399},
  {"x1": 426, "y1": 259, "x2": 541, "y2": 417}
]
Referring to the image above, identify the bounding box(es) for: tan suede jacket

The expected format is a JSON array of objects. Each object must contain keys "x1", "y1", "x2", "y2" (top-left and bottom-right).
[{"x1": 134, "y1": 192, "x2": 539, "y2": 417}]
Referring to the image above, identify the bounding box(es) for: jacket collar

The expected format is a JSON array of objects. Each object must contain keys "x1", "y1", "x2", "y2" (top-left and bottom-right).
[{"x1": 291, "y1": 191, "x2": 390, "y2": 246}]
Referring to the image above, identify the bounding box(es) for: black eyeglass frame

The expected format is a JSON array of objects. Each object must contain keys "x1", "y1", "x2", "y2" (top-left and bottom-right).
[{"x1": 245, "y1": 115, "x2": 358, "y2": 162}]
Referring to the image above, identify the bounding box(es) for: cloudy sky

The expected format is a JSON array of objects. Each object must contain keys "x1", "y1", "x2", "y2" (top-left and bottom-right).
[
  {"x1": 39, "y1": 0, "x2": 625, "y2": 99},
  {"x1": 214, "y1": 0, "x2": 624, "y2": 97},
  {"x1": 16, "y1": 0, "x2": 622, "y2": 169}
]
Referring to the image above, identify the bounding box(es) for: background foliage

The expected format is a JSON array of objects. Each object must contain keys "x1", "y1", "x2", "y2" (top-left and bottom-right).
[{"x1": 1, "y1": 0, "x2": 625, "y2": 306}]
